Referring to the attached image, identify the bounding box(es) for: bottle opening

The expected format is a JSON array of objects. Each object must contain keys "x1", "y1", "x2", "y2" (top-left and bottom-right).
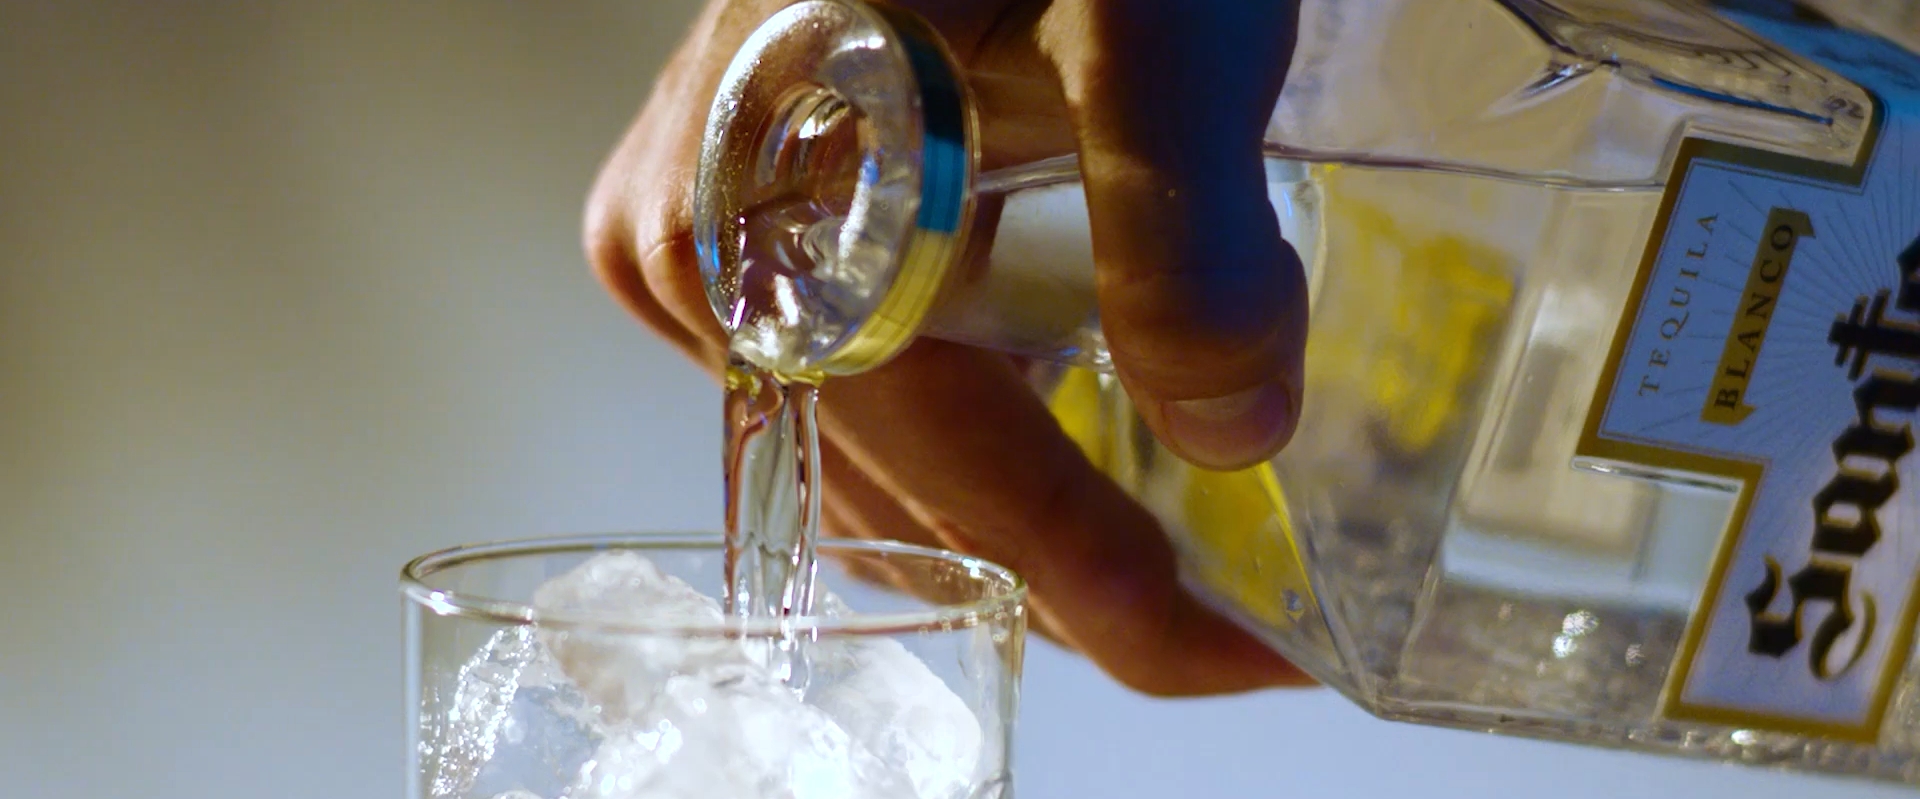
[
  {"x1": 694, "y1": 0, "x2": 976, "y2": 378},
  {"x1": 724, "y1": 83, "x2": 875, "y2": 371}
]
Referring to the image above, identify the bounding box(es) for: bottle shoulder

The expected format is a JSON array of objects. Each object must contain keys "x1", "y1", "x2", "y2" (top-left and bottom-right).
[{"x1": 1267, "y1": 0, "x2": 1883, "y2": 187}]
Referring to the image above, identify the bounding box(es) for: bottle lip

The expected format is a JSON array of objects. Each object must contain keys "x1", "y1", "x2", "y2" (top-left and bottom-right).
[{"x1": 693, "y1": 0, "x2": 977, "y2": 378}]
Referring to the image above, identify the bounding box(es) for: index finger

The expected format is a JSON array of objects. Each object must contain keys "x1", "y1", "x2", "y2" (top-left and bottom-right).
[{"x1": 817, "y1": 339, "x2": 1308, "y2": 696}]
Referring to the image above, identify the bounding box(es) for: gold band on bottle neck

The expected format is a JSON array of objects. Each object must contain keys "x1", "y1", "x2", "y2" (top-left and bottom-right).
[{"x1": 813, "y1": 1, "x2": 978, "y2": 376}]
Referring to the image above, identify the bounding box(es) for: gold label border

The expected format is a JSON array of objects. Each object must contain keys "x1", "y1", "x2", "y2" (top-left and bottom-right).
[{"x1": 1577, "y1": 97, "x2": 1893, "y2": 741}]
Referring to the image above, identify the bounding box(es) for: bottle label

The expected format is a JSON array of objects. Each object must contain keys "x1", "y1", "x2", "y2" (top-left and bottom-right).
[{"x1": 1580, "y1": 9, "x2": 1920, "y2": 741}]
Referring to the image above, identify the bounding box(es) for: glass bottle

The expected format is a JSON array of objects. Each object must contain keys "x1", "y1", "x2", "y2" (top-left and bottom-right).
[{"x1": 693, "y1": 0, "x2": 1920, "y2": 782}]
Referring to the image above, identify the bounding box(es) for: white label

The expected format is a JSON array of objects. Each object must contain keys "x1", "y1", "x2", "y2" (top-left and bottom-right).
[{"x1": 1585, "y1": 10, "x2": 1920, "y2": 739}]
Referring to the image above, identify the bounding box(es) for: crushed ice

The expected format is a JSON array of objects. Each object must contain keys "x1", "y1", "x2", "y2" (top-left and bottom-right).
[{"x1": 426, "y1": 551, "x2": 983, "y2": 799}]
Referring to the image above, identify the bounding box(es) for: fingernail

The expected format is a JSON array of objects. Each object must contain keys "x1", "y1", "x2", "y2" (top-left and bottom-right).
[{"x1": 1161, "y1": 379, "x2": 1296, "y2": 470}]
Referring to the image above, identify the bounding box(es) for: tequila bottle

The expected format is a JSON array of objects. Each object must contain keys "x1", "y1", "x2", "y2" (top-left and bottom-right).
[{"x1": 693, "y1": 0, "x2": 1920, "y2": 782}]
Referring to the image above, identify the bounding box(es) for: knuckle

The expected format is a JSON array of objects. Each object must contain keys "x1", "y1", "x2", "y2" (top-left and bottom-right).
[
  {"x1": 637, "y1": 182, "x2": 722, "y2": 336},
  {"x1": 583, "y1": 163, "x2": 709, "y2": 309},
  {"x1": 638, "y1": 208, "x2": 699, "y2": 290},
  {"x1": 582, "y1": 174, "x2": 698, "y2": 288},
  {"x1": 582, "y1": 194, "x2": 634, "y2": 287}
]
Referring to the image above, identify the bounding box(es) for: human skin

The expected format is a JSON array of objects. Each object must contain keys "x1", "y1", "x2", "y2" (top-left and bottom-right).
[{"x1": 585, "y1": 0, "x2": 1312, "y2": 696}]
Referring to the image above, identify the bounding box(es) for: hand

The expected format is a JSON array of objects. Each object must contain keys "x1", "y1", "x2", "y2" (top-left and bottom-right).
[{"x1": 586, "y1": 0, "x2": 1311, "y2": 696}]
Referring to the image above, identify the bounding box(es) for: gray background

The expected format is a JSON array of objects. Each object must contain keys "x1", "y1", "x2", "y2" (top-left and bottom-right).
[{"x1": 0, "y1": 2, "x2": 1908, "y2": 797}]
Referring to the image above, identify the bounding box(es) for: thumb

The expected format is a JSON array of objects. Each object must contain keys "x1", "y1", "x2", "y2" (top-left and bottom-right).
[{"x1": 1042, "y1": 0, "x2": 1307, "y2": 471}]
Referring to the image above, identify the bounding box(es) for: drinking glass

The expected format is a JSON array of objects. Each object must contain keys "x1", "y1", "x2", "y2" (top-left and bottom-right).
[{"x1": 402, "y1": 533, "x2": 1027, "y2": 799}]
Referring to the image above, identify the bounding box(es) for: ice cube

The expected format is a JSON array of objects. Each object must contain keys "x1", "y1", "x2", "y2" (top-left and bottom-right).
[
  {"x1": 466, "y1": 680, "x2": 602, "y2": 799},
  {"x1": 530, "y1": 551, "x2": 771, "y2": 722},
  {"x1": 809, "y1": 635, "x2": 983, "y2": 799},
  {"x1": 426, "y1": 626, "x2": 548, "y2": 799},
  {"x1": 518, "y1": 554, "x2": 984, "y2": 798},
  {"x1": 567, "y1": 672, "x2": 914, "y2": 799}
]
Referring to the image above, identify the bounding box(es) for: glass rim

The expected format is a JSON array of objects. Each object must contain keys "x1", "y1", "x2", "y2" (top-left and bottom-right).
[{"x1": 399, "y1": 532, "x2": 1027, "y2": 638}]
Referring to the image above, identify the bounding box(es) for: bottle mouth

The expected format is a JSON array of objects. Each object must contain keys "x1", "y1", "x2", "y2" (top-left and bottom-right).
[{"x1": 694, "y1": 0, "x2": 976, "y2": 379}]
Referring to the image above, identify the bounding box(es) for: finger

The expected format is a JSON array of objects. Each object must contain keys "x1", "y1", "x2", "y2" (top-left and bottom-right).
[
  {"x1": 971, "y1": 72, "x2": 1077, "y2": 172},
  {"x1": 819, "y1": 339, "x2": 1307, "y2": 695},
  {"x1": 818, "y1": 436, "x2": 1078, "y2": 648},
  {"x1": 819, "y1": 501, "x2": 914, "y2": 596},
  {"x1": 822, "y1": 499, "x2": 1075, "y2": 650},
  {"x1": 1039, "y1": 0, "x2": 1307, "y2": 471},
  {"x1": 587, "y1": 115, "x2": 728, "y2": 373},
  {"x1": 816, "y1": 441, "x2": 972, "y2": 606},
  {"x1": 585, "y1": 191, "x2": 719, "y2": 368},
  {"x1": 585, "y1": 0, "x2": 792, "y2": 375},
  {"x1": 819, "y1": 439, "x2": 941, "y2": 548}
]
